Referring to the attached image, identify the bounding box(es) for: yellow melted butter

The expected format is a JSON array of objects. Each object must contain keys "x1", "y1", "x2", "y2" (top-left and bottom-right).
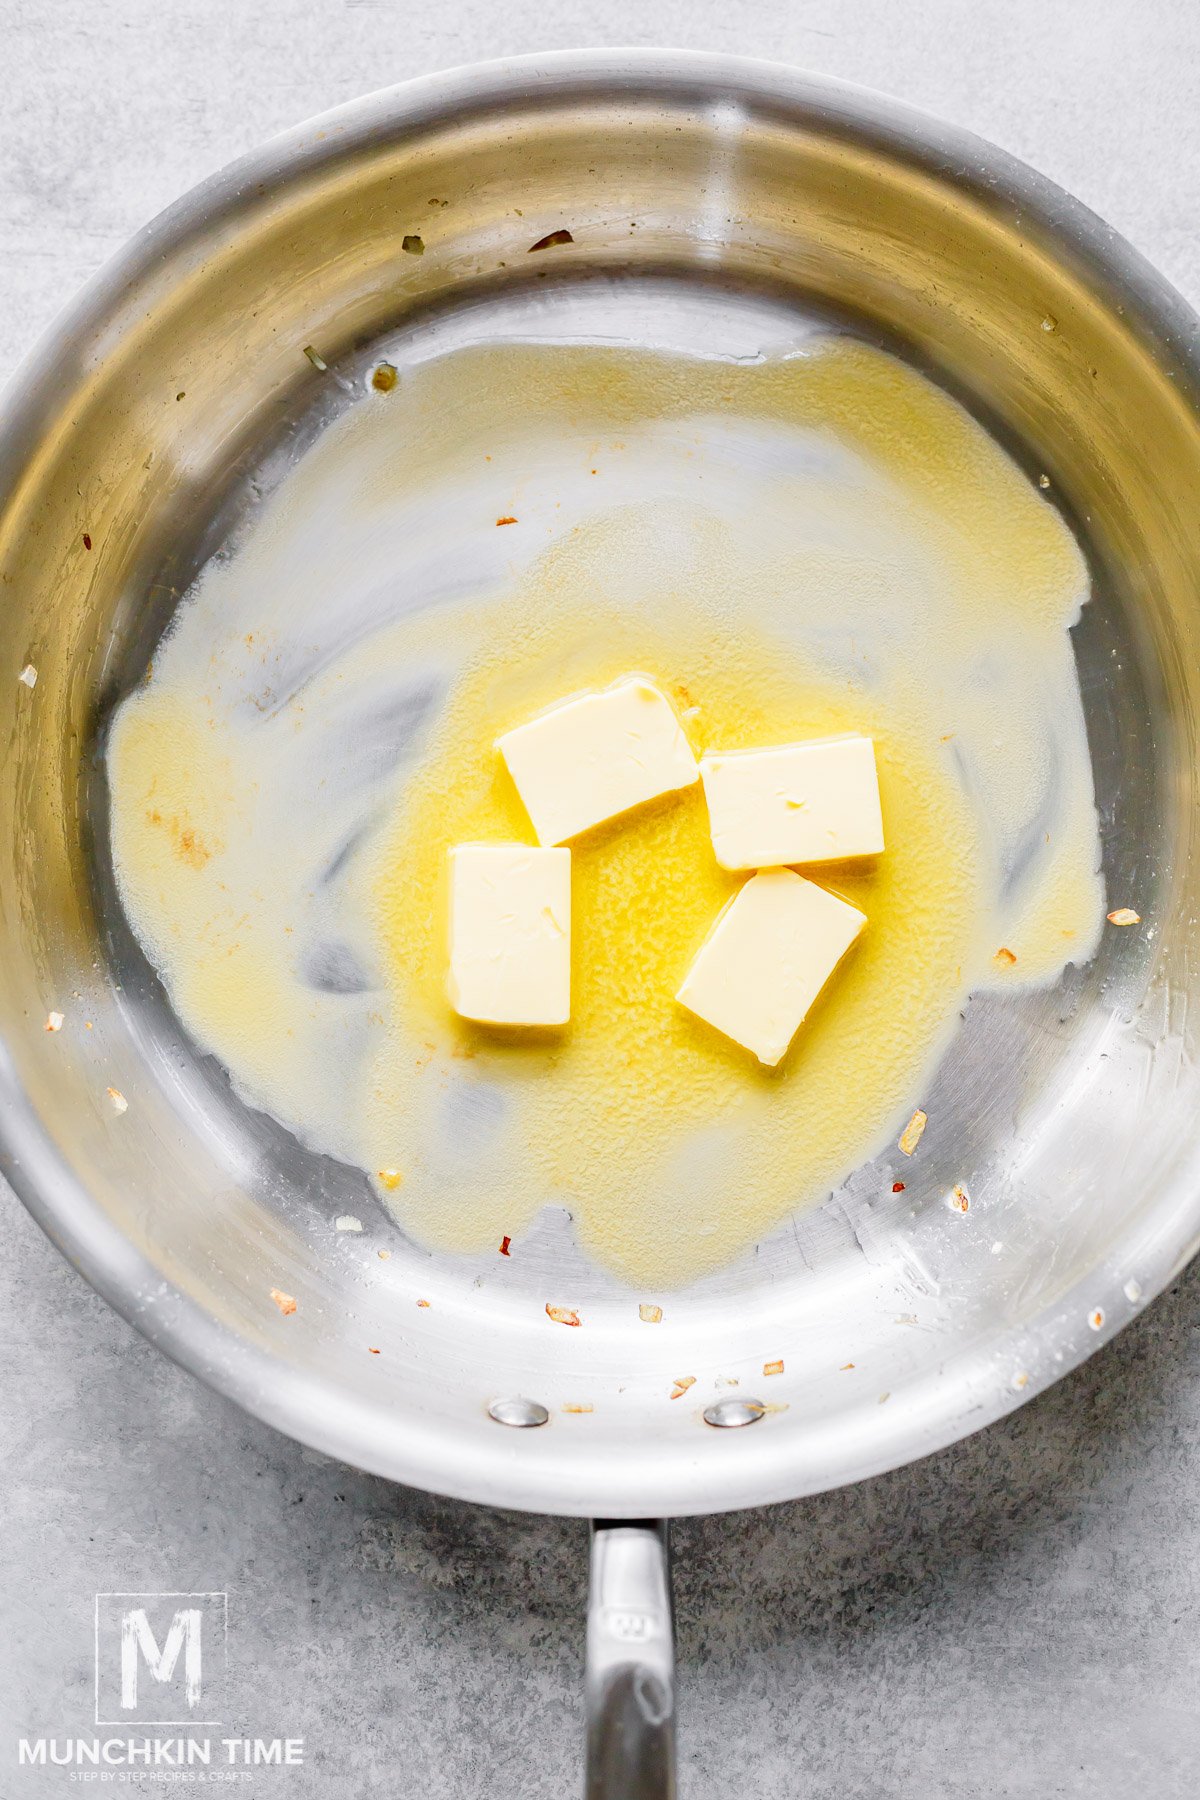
[
  {"x1": 108, "y1": 335, "x2": 1104, "y2": 1288},
  {"x1": 367, "y1": 618, "x2": 977, "y2": 1281}
]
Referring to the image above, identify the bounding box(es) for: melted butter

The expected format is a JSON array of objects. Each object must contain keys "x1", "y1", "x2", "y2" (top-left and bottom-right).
[{"x1": 108, "y1": 333, "x2": 1104, "y2": 1288}]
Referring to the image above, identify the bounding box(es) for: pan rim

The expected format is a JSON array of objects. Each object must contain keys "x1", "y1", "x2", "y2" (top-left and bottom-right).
[{"x1": 4, "y1": 46, "x2": 1200, "y2": 1516}]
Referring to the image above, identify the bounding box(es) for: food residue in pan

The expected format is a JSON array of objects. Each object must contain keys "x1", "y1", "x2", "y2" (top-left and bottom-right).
[{"x1": 107, "y1": 331, "x2": 1105, "y2": 1288}]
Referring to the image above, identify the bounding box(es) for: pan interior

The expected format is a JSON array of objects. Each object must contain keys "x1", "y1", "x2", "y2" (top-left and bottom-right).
[
  {"x1": 0, "y1": 57, "x2": 1197, "y2": 1514},
  {"x1": 99, "y1": 273, "x2": 1108, "y2": 1292}
]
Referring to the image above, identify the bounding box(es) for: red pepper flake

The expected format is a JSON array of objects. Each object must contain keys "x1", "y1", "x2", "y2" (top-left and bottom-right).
[
  {"x1": 368, "y1": 1346, "x2": 381, "y2": 1355},
  {"x1": 499, "y1": 1235, "x2": 512, "y2": 1257},
  {"x1": 892, "y1": 1181, "x2": 906, "y2": 1193},
  {"x1": 948, "y1": 1184, "x2": 970, "y2": 1214},
  {"x1": 269, "y1": 1288, "x2": 297, "y2": 1316},
  {"x1": 496, "y1": 515, "x2": 518, "y2": 526},
  {"x1": 82, "y1": 533, "x2": 92, "y2": 551},
  {"x1": 546, "y1": 1303, "x2": 581, "y2": 1327},
  {"x1": 528, "y1": 228, "x2": 574, "y2": 252}
]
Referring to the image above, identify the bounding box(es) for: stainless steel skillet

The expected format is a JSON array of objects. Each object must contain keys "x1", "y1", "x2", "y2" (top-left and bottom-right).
[{"x1": 2, "y1": 50, "x2": 1200, "y2": 1796}]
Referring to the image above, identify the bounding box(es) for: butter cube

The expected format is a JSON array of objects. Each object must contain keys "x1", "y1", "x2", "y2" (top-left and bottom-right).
[
  {"x1": 447, "y1": 844, "x2": 570, "y2": 1026},
  {"x1": 700, "y1": 735, "x2": 884, "y2": 870},
  {"x1": 497, "y1": 676, "x2": 698, "y2": 846},
  {"x1": 676, "y1": 869, "x2": 866, "y2": 1066}
]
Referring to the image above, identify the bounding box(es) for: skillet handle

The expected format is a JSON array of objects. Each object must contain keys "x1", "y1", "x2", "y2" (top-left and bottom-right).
[{"x1": 585, "y1": 1520, "x2": 676, "y2": 1799}]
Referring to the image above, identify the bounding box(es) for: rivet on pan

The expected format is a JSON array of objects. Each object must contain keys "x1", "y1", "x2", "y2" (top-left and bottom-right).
[
  {"x1": 703, "y1": 1397, "x2": 765, "y2": 1429},
  {"x1": 488, "y1": 1397, "x2": 549, "y2": 1428}
]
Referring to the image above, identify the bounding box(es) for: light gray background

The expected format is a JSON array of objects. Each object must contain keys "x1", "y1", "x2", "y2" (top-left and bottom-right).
[{"x1": 3, "y1": 4, "x2": 1199, "y2": 1796}]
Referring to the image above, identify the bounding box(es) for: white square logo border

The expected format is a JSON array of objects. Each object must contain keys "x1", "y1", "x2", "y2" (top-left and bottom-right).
[{"x1": 94, "y1": 1591, "x2": 228, "y2": 1726}]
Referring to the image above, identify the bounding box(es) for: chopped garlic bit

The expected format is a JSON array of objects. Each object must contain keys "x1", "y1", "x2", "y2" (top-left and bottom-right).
[
  {"x1": 18, "y1": 663, "x2": 37, "y2": 689},
  {"x1": 763, "y1": 1358, "x2": 784, "y2": 1377},
  {"x1": 994, "y1": 946, "x2": 1017, "y2": 967},
  {"x1": 1107, "y1": 908, "x2": 1141, "y2": 926},
  {"x1": 562, "y1": 1402, "x2": 593, "y2": 1414},
  {"x1": 1124, "y1": 1278, "x2": 1143, "y2": 1304},
  {"x1": 669, "y1": 1376, "x2": 696, "y2": 1399},
  {"x1": 546, "y1": 1303, "x2": 581, "y2": 1327},
  {"x1": 416, "y1": 1298, "x2": 430, "y2": 1309},
  {"x1": 269, "y1": 1288, "x2": 297, "y2": 1316},
  {"x1": 335, "y1": 1215, "x2": 364, "y2": 1232},
  {"x1": 106, "y1": 1086, "x2": 128, "y2": 1114},
  {"x1": 45, "y1": 1011, "x2": 64, "y2": 1033},
  {"x1": 898, "y1": 1108, "x2": 927, "y2": 1155},
  {"x1": 948, "y1": 1184, "x2": 970, "y2": 1214},
  {"x1": 377, "y1": 1168, "x2": 403, "y2": 1190},
  {"x1": 1012, "y1": 1371, "x2": 1030, "y2": 1390},
  {"x1": 639, "y1": 1303, "x2": 663, "y2": 1324}
]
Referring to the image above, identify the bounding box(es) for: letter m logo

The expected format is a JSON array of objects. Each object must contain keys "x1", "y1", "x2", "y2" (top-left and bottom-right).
[{"x1": 95, "y1": 1593, "x2": 227, "y2": 1725}]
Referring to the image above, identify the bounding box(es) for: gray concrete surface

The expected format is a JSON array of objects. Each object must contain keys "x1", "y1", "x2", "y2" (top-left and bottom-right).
[{"x1": 3, "y1": 3, "x2": 1200, "y2": 1795}]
